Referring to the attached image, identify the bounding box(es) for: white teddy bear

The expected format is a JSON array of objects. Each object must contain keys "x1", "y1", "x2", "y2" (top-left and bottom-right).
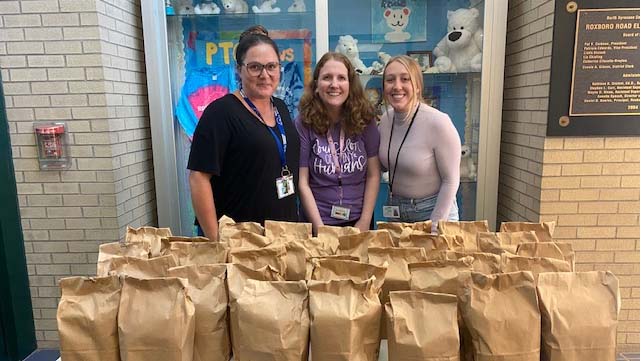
[
  {"x1": 334, "y1": 35, "x2": 373, "y2": 75},
  {"x1": 287, "y1": 0, "x2": 306, "y2": 12},
  {"x1": 371, "y1": 52, "x2": 392, "y2": 73},
  {"x1": 176, "y1": 0, "x2": 195, "y2": 14},
  {"x1": 221, "y1": 0, "x2": 249, "y2": 13},
  {"x1": 430, "y1": 8, "x2": 483, "y2": 73},
  {"x1": 194, "y1": 0, "x2": 221, "y2": 14},
  {"x1": 383, "y1": 7, "x2": 412, "y2": 42},
  {"x1": 460, "y1": 144, "x2": 477, "y2": 181},
  {"x1": 252, "y1": 0, "x2": 281, "y2": 13}
]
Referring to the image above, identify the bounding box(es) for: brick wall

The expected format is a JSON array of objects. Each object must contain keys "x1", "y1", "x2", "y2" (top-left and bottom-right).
[
  {"x1": 0, "y1": 0, "x2": 155, "y2": 347},
  {"x1": 500, "y1": 0, "x2": 639, "y2": 351}
]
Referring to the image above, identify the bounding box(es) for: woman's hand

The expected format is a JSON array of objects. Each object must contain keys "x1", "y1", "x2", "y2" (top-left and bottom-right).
[
  {"x1": 354, "y1": 218, "x2": 371, "y2": 232},
  {"x1": 189, "y1": 170, "x2": 219, "y2": 241}
]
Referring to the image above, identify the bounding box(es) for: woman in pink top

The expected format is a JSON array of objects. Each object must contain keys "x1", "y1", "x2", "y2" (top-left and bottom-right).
[{"x1": 378, "y1": 55, "x2": 461, "y2": 231}]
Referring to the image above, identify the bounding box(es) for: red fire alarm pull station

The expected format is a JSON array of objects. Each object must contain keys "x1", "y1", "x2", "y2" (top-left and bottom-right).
[{"x1": 34, "y1": 122, "x2": 70, "y2": 170}]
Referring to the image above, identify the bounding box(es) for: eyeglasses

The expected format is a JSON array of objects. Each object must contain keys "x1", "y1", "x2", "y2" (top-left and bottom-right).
[{"x1": 242, "y1": 62, "x2": 281, "y2": 76}]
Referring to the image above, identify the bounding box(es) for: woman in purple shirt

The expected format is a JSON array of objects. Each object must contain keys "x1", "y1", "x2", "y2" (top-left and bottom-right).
[{"x1": 296, "y1": 52, "x2": 381, "y2": 233}]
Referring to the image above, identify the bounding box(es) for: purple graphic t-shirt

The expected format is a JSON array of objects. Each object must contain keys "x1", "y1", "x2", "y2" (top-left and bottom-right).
[{"x1": 296, "y1": 118, "x2": 380, "y2": 225}]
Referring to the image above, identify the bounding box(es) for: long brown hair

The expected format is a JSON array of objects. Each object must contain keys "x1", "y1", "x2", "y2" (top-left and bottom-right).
[
  {"x1": 382, "y1": 55, "x2": 424, "y2": 122},
  {"x1": 299, "y1": 52, "x2": 376, "y2": 135}
]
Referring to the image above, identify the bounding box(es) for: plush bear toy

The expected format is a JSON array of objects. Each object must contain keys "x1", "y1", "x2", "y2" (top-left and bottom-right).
[
  {"x1": 221, "y1": 0, "x2": 249, "y2": 13},
  {"x1": 460, "y1": 144, "x2": 477, "y2": 181},
  {"x1": 252, "y1": 0, "x2": 281, "y2": 13},
  {"x1": 194, "y1": 0, "x2": 221, "y2": 14},
  {"x1": 335, "y1": 35, "x2": 373, "y2": 75},
  {"x1": 430, "y1": 8, "x2": 483, "y2": 73},
  {"x1": 176, "y1": 0, "x2": 195, "y2": 14},
  {"x1": 287, "y1": 0, "x2": 306, "y2": 12},
  {"x1": 371, "y1": 52, "x2": 392, "y2": 73}
]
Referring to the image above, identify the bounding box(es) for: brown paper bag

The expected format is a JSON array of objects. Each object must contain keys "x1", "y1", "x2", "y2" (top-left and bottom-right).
[
  {"x1": 438, "y1": 220, "x2": 489, "y2": 251},
  {"x1": 336, "y1": 231, "x2": 395, "y2": 262},
  {"x1": 317, "y1": 224, "x2": 360, "y2": 248},
  {"x1": 232, "y1": 280, "x2": 309, "y2": 361},
  {"x1": 229, "y1": 244, "x2": 287, "y2": 276},
  {"x1": 167, "y1": 264, "x2": 230, "y2": 361},
  {"x1": 476, "y1": 231, "x2": 539, "y2": 254},
  {"x1": 226, "y1": 263, "x2": 285, "y2": 302},
  {"x1": 100, "y1": 255, "x2": 177, "y2": 278},
  {"x1": 305, "y1": 236, "x2": 339, "y2": 257},
  {"x1": 459, "y1": 271, "x2": 540, "y2": 361},
  {"x1": 284, "y1": 240, "x2": 307, "y2": 280},
  {"x1": 305, "y1": 255, "x2": 359, "y2": 280},
  {"x1": 264, "y1": 220, "x2": 312, "y2": 241},
  {"x1": 57, "y1": 276, "x2": 121, "y2": 361},
  {"x1": 125, "y1": 225, "x2": 172, "y2": 257},
  {"x1": 430, "y1": 251, "x2": 501, "y2": 275},
  {"x1": 500, "y1": 221, "x2": 556, "y2": 242},
  {"x1": 537, "y1": 271, "x2": 620, "y2": 361},
  {"x1": 161, "y1": 241, "x2": 229, "y2": 266},
  {"x1": 97, "y1": 242, "x2": 150, "y2": 276},
  {"x1": 308, "y1": 278, "x2": 382, "y2": 361},
  {"x1": 409, "y1": 258, "x2": 473, "y2": 295},
  {"x1": 517, "y1": 242, "x2": 575, "y2": 271},
  {"x1": 311, "y1": 258, "x2": 387, "y2": 291},
  {"x1": 368, "y1": 247, "x2": 427, "y2": 300},
  {"x1": 377, "y1": 220, "x2": 433, "y2": 242},
  {"x1": 386, "y1": 291, "x2": 459, "y2": 361},
  {"x1": 227, "y1": 231, "x2": 272, "y2": 250},
  {"x1": 219, "y1": 220, "x2": 265, "y2": 243},
  {"x1": 118, "y1": 277, "x2": 195, "y2": 361},
  {"x1": 501, "y1": 254, "x2": 571, "y2": 280},
  {"x1": 226, "y1": 265, "x2": 288, "y2": 361},
  {"x1": 399, "y1": 233, "x2": 452, "y2": 252}
]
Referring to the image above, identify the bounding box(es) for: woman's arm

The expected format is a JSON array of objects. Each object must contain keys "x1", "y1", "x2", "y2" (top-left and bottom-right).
[
  {"x1": 355, "y1": 156, "x2": 381, "y2": 232},
  {"x1": 298, "y1": 167, "x2": 324, "y2": 235},
  {"x1": 431, "y1": 115, "x2": 462, "y2": 230},
  {"x1": 189, "y1": 170, "x2": 219, "y2": 241}
]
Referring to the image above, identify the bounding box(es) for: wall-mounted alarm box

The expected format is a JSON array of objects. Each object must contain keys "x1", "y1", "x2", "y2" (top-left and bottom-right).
[{"x1": 34, "y1": 122, "x2": 70, "y2": 170}]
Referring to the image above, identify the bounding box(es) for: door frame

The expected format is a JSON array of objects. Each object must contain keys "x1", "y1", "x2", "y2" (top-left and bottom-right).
[{"x1": 0, "y1": 73, "x2": 36, "y2": 360}]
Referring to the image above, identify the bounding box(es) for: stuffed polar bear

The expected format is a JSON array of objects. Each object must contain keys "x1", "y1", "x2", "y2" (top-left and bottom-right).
[
  {"x1": 431, "y1": 8, "x2": 483, "y2": 73},
  {"x1": 288, "y1": 0, "x2": 306, "y2": 12},
  {"x1": 460, "y1": 144, "x2": 477, "y2": 181},
  {"x1": 194, "y1": 0, "x2": 221, "y2": 14},
  {"x1": 221, "y1": 0, "x2": 249, "y2": 13},
  {"x1": 371, "y1": 52, "x2": 392, "y2": 73},
  {"x1": 252, "y1": 0, "x2": 281, "y2": 13},
  {"x1": 334, "y1": 35, "x2": 373, "y2": 75}
]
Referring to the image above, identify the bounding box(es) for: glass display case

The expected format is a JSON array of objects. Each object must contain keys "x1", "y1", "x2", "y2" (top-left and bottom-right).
[{"x1": 142, "y1": 0, "x2": 507, "y2": 235}]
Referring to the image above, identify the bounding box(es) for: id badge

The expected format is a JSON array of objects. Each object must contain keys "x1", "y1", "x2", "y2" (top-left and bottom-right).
[
  {"x1": 330, "y1": 205, "x2": 351, "y2": 220},
  {"x1": 276, "y1": 174, "x2": 295, "y2": 199},
  {"x1": 383, "y1": 205, "x2": 401, "y2": 219}
]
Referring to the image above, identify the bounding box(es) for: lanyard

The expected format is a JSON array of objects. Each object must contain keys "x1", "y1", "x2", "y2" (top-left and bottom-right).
[
  {"x1": 240, "y1": 89, "x2": 288, "y2": 172},
  {"x1": 387, "y1": 105, "x2": 420, "y2": 197},
  {"x1": 327, "y1": 126, "x2": 345, "y2": 204}
]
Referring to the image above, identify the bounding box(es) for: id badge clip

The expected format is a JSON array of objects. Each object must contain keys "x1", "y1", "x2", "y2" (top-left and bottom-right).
[
  {"x1": 276, "y1": 167, "x2": 295, "y2": 199},
  {"x1": 383, "y1": 205, "x2": 400, "y2": 219},
  {"x1": 330, "y1": 205, "x2": 351, "y2": 220}
]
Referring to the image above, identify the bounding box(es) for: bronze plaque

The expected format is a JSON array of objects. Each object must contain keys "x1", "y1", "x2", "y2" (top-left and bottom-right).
[{"x1": 569, "y1": 8, "x2": 640, "y2": 116}]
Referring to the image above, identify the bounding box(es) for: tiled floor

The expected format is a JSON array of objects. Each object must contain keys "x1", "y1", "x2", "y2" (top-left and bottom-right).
[{"x1": 21, "y1": 349, "x2": 640, "y2": 360}]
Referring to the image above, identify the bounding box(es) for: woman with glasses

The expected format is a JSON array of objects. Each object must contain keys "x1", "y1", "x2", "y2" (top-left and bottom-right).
[
  {"x1": 379, "y1": 55, "x2": 460, "y2": 232},
  {"x1": 188, "y1": 25, "x2": 300, "y2": 240},
  {"x1": 296, "y1": 52, "x2": 380, "y2": 234}
]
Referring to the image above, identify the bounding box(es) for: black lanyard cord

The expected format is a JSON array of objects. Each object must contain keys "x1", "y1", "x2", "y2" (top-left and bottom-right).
[{"x1": 387, "y1": 105, "x2": 420, "y2": 196}]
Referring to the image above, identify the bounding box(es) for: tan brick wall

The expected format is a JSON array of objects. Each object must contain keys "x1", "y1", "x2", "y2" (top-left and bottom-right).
[
  {"x1": 541, "y1": 137, "x2": 640, "y2": 350},
  {"x1": 501, "y1": 0, "x2": 640, "y2": 352},
  {"x1": 0, "y1": 0, "x2": 155, "y2": 347}
]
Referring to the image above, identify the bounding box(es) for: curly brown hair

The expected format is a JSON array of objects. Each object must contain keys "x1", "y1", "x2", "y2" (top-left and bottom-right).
[{"x1": 298, "y1": 52, "x2": 376, "y2": 136}]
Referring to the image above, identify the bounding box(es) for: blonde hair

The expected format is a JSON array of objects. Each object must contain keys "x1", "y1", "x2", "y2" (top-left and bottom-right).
[{"x1": 382, "y1": 55, "x2": 424, "y2": 122}]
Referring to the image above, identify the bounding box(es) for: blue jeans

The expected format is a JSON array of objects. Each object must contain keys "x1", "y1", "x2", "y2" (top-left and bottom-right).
[{"x1": 385, "y1": 193, "x2": 459, "y2": 223}]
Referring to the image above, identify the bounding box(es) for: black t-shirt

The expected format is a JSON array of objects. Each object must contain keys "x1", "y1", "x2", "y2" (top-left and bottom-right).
[{"x1": 188, "y1": 94, "x2": 300, "y2": 224}]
